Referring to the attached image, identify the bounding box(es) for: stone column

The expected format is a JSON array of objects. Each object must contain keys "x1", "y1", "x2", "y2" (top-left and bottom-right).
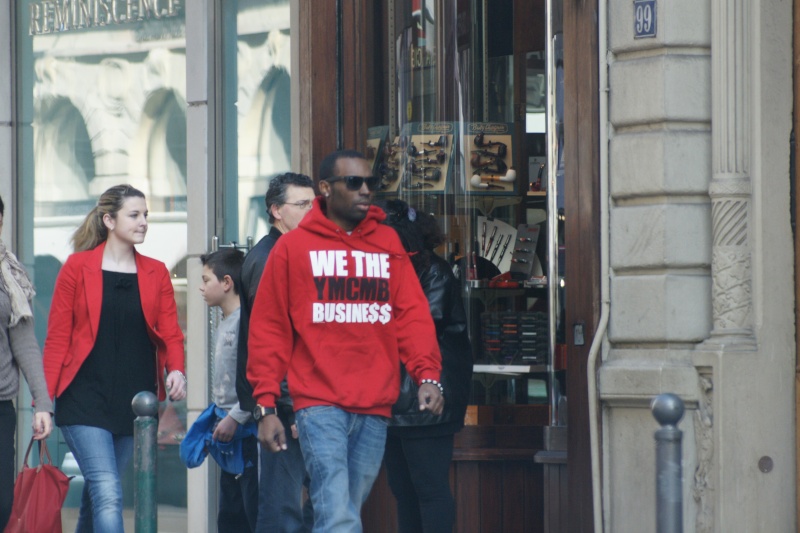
[{"x1": 706, "y1": 0, "x2": 755, "y2": 348}]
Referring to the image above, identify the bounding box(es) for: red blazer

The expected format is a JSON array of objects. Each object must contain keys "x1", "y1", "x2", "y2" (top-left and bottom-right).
[{"x1": 43, "y1": 241, "x2": 185, "y2": 402}]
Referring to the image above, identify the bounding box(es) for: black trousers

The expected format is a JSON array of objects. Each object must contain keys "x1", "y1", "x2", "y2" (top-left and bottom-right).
[
  {"x1": 384, "y1": 432, "x2": 455, "y2": 533},
  {"x1": 218, "y1": 435, "x2": 259, "y2": 533},
  {"x1": 0, "y1": 401, "x2": 16, "y2": 531}
]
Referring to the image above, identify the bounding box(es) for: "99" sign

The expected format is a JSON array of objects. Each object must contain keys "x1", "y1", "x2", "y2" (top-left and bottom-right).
[{"x1": 634, "y1": 0, "x2": 657, "y2": 39}]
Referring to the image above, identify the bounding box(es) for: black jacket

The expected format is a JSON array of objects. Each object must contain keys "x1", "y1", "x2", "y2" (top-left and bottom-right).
[
  {"x1": 236, "y1": 227, "x2": 294, "y2": 425},
  {"x1": 390, "y1": 254, "x2": 473, "y2": 437}
]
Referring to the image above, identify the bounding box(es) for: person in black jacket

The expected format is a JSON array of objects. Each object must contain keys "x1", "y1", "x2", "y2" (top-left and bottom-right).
[
  {"x1": 236, "y1": 172, "x2": 315, "y2": 533},
  {"x1": 380, "y1": 199, "x2": 473, "y2": 533}
]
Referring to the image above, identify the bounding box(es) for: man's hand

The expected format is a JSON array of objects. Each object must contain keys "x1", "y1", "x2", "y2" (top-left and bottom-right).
[
  {"x1": 418, "y1": 383, "x2": 444, "y2": 415},
  {"x1": 290, "y1": 423, "x2": 299, "y2": 440},
  {"x1": 212, "y1": 415, "x2": 238, "y2": 443},
  {"x1": 258, "y1": 415, "x2": 288, "y2": 452}
]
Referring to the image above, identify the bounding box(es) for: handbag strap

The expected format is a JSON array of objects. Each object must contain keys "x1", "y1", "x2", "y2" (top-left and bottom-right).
[
  {"x1": 21, "y1": 437, "x2": 36, "y2": 468},
  {"x1": 21, "y1": 437, "x2": 55, "y2": 468},
  {"x1": 37, "y1": 439, "x2": 54, "y2": 466}
]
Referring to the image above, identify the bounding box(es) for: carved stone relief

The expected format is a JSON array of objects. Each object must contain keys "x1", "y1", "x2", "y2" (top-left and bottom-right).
[
  {"x1": 693, "y1": 372, "x2": 714, "y2": 533},
  {"x1": 710, "y1": 247, "x2": 751, "y2": 332},
  {"x1": 707, "y1": 182, "x2": 753, "y2": 339}
]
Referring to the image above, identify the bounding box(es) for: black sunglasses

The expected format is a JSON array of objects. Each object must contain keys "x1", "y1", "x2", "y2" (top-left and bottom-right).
[{"x1": 325, "y1": 175, "x2": 380, "y2": 191}]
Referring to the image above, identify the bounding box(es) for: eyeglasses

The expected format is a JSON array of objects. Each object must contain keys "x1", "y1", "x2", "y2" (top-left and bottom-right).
[
  {"x1": 325, "y1": 175, "x2": 380, "y2": 192},
  {"x1": 284, "y1": 199, "x2": 314, "y2": 210}
]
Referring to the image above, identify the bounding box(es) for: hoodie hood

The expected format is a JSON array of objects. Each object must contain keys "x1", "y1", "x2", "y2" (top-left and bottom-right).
[{"x1": 300, "y1": 196, "x2": 387, "y2": 240}]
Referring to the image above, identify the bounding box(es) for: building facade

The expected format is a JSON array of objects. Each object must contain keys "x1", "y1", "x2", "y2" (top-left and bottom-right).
[
  {"x1": 600, "y1": 0, "x2": 795, "y2": 531},
  {"x1": 1, "y1": 0, "x2": 797, "y2": 532}
]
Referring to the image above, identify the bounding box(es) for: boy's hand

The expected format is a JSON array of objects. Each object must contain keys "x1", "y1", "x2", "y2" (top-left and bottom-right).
[{"x1": 213, "y1": 415, "x2": 239, "y2": 443}]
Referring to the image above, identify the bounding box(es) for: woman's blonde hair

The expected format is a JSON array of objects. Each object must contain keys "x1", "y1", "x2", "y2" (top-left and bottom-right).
[{"x1": 71, "y1": 184, "x2": 146, "y2": 252}]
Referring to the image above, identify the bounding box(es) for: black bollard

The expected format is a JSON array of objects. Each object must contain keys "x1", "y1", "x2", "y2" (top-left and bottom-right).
[
  {"x1": 651, "y1": 393, "x2": 684, "y2": 533},
  {"x1": 132, "y1": 391, "x2": 158, "y2": 533}
]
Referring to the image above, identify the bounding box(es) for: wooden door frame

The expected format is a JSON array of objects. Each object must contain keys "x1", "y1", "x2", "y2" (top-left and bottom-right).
[
  {"x1": 295, "y1": 1, "x2": 379, "y2": 180},
  {"x1": 563, "y1": 0, "x2": 601, "y2": 531}
]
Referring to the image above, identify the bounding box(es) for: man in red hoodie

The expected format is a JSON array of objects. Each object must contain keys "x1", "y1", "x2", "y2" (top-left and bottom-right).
[{"x1": 247, "y1": 150, "x2": 444, "y2": 531}]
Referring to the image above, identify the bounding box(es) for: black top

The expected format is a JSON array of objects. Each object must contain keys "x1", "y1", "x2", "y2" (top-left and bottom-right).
[
  {"x1": 236, "y1": 226, "x2": 281, "y2": 414},
  {"x1": 236, "y1": 226, "x2": 295, "y2": 425},
  {"x1": 56, "y1": 271, "x2": 156, "y2": 435},
  {"x1": 389, "y1": 254, "x2": 474, "y2": 438}
]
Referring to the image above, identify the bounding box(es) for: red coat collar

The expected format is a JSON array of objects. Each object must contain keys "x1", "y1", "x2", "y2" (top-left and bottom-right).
[{"x1": 81, "y1": 241, "x2": 158, "y2": 339}]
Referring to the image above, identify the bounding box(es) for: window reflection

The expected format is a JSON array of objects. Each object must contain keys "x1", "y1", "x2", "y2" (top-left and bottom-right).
[
  {"x1": 34, "y1": 98, "x2": 93, "y2": 203},
  {"x1": 17, "y1": 0, "x2": 190, "y2": 520},
  {"x1": 232, "y1": 4, "x2": 292, "y2": 244}
]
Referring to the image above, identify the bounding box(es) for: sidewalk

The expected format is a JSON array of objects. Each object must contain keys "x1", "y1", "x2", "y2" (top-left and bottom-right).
[{"x1": 62, "y1": 505, "x2": 187, "y2": 532}]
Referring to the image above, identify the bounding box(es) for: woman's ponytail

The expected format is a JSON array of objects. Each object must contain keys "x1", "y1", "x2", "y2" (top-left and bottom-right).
[
  {"x1": 70, "y1": 184, "x2": 146, "y2": 252},
  {"x1": 71, "y1": 206, "x2": 107, "y2": 252}
]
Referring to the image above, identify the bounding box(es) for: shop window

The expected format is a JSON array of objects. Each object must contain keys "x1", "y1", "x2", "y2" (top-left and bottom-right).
[
  {"x1": 355, "y1": 2, "x2": 568, "y2": 529},
  {"x1": 367, "y1": 0, "x2": 563, "y2": 424}
]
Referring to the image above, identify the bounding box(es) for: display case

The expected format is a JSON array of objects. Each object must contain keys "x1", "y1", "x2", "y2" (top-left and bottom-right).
[
  {"x1": 362, "y1": 1, "x2": 567, "y2": 530},
  {"x1": 367, "y1": 0, "x2": 565, "y2": 434}
]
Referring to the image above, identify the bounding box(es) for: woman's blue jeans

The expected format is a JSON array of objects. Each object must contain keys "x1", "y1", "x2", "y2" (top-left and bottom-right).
[
  {"x1": 295, "y1": 406, "x2": 387, "y2": 533},
  {"x1": 61, "y1": 425, "x2": 133, "y2": 533}
]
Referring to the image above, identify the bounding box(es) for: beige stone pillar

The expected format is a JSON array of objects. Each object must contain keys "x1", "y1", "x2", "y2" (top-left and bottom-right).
[
  {"x1": 705, "y1": 0, "x2": 755, "y2": 349},
  {"x1": 693, "y1": 2, "x2": 755, "y2": 531}
]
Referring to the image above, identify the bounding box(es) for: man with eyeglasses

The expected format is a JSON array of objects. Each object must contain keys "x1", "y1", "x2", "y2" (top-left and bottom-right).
[
  {"x1": 247, "y1": 150, "x2": 444, "y2": 532},
  {"x1": 236, "y1": 171, "x2": 316, "y2": 533}
]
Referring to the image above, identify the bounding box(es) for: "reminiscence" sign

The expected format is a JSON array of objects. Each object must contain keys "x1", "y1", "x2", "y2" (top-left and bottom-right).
[{"x1": 30, "y1": 0, "x2": 182, "y2": 35}]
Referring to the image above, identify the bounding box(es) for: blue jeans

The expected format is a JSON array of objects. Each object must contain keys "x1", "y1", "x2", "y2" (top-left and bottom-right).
[
  {"x1": 256, "y1": 428, "x2": 313, "y2": 533},
  {"x1": 295, "y1": 406, "x2": 388, "y2": 533},
  {"x1": 61, "y1": 425, "x2": 133, "y2": 533}
]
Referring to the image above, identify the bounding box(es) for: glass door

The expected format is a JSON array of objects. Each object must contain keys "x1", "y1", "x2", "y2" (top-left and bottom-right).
[
  {"x1": 218, "y1": 0, "x2": 293, "y2": 248},
  {"x1": 210, "y1": 0, "x2": 293, "y2": 523}
]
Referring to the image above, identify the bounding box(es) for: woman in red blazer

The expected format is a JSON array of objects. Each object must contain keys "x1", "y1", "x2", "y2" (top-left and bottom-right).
[{"x1": 43, "y1": 184, "x2": 186, "y2": 533}]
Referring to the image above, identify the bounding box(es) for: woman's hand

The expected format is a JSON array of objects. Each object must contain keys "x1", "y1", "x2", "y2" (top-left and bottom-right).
[
  {"x1": 32, "y1": 412, "x2": 52, "y2": 440},
  {"x1": 166, "y1": 370, "x2": 187, "y2": 401}
]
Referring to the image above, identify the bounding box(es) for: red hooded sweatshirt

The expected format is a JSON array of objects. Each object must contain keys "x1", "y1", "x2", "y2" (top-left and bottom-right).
[{"x1": 247, "y1": 197, "x2": 442, "y2": 417}]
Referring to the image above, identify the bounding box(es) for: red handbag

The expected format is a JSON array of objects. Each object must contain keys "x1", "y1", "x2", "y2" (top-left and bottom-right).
[{"x1": 4, "y1": 438, "x2": 72, "y2": 533}]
